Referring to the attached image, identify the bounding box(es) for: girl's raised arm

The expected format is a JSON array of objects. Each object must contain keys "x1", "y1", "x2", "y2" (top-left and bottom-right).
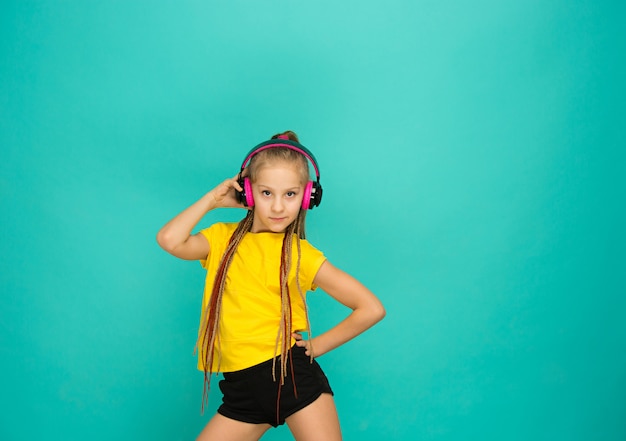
[
  {"x1": 156, "y1": 174, "x2": 243, "y2": 260},
  {"x1": 294, "y1": 260, "x2": 385, "y2": 357}
]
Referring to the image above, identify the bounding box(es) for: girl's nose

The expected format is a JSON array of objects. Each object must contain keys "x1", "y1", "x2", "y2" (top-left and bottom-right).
[{"x1": 271, "y1": 197, "x2": 283, "y2": 212}]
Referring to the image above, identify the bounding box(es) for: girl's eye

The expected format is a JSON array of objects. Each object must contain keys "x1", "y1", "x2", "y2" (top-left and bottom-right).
[
  {"x1": 286, "y1": 191, "x2": 296, "y2": 197},
  {"x1": 262, "y1": 190, "x2": 271, "y2": 196}
]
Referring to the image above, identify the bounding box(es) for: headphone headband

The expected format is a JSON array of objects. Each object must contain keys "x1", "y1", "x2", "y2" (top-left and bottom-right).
[{"x1": 240, "y1": 139, "x2": 321, "y2": 180}]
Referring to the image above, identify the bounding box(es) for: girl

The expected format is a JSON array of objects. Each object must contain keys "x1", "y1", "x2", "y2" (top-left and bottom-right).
[{"x1": 157, "y1": 131, "x2": 385, "y2": 441}]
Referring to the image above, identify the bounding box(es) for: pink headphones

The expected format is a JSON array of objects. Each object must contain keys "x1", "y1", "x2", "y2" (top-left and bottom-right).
[{"x1": 235, "y1": 135, "x2": 323, "y2": 210}]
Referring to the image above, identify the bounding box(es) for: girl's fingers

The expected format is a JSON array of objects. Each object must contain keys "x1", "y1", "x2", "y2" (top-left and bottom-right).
[
  {"x1": 231, "y1": 173, "x2": 243, "y2": 191},
  {"x1": 210, "y1": 175, "x2": 244, "y2": 208},
  {"x1": 291, "y1": 336, "x2": 313, "y2": 356}
]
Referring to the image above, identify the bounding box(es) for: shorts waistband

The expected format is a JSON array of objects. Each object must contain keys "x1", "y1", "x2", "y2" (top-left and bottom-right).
[{"x1": 223, "y1": 345, "x2": 303, "y2": 381}]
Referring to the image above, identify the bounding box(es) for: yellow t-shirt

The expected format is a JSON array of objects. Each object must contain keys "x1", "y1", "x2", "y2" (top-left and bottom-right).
[{"x1": 197, "y1": 222, "x2": 326, "y2": 373}]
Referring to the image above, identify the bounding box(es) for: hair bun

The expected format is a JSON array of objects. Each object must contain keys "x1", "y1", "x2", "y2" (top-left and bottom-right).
[{"x1": 271, "y1": 130, "x2": 300, "y2": 142}]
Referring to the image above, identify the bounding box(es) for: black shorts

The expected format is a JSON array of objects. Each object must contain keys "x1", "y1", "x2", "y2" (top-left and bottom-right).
[{"x1": 217, "y1": 345, "x2": 334, "y2": 427}]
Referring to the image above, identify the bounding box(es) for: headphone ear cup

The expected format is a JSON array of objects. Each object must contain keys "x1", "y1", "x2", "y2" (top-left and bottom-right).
[
  {"x1": 235, "y1": 176, "x2": 244, "y2": 204},
  {"x1": 301, "y1": 181, "x2": 313, "y2": 210},
  {"x1": 301, "y1": 181, "x2": 323, "y2": 210},
  {"x1": 311, "y1": 181, "x2": 322, "y2": 208},
  {"x1": 243, "y1": 176, "x2": 255, "y2": 207},
  {"x1": 236, "y1": 176, "x2": 255, "y2": 207}
]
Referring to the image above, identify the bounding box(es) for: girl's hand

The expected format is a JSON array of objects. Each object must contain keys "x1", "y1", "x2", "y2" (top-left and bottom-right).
[
  {"x1": 209, "y1": 173, "x2": 245, "y2": 209},
  {"x1": 292, "y1": 332, "x2": 316, "y2": 357}
]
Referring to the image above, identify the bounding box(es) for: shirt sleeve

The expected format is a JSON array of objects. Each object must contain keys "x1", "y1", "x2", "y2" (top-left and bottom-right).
[
  {"x1": 198, "y1": 228, "x2": 212, "y2": 269},
  {"x1": 198, "y1": 223, "x2": 233, "y2": 269},
  {"x1": 299, "y1": 239, "x2": 327, "y2": 291}
]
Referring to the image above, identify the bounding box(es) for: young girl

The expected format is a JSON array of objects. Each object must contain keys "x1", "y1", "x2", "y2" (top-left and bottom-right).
[{"x1": 157, "y1": 131, "x2": 385, "y2": 441}]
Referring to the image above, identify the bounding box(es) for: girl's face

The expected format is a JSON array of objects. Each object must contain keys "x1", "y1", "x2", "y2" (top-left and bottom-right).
[{"x1": 250, "y1": 161, "x2": 305, "y2": 233}]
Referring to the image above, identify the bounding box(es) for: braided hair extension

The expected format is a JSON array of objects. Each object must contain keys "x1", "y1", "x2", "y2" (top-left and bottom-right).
[
  {"x1": 196, "y1": 210, "x2": 254, "y2": 412},
  {"x1": 273, "y1": 210, "x2": 317, "y2": 422}
]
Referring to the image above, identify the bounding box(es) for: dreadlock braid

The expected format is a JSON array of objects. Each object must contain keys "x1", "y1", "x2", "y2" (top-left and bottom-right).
[
  {"x1": 273, "y1": 217, "x2": 295, "y2": 383},
  {"x1": 196, "y1": 210, "x2": 254, "y2": 412},
  {"x1": 273, "y1": 210, "x2": 313, "y2": 421}
]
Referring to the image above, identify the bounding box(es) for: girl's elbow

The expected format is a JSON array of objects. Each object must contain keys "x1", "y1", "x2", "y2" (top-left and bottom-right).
[
  {"x1": 364, "y1": 299, "x2": 385, "y2": 324},
  {"x1": 373, "y1": 302, "x2": 386, "y2": 323},
  {"x1": 156, "y1": 230, "x2": 167, "y2": 249},
  {"x1": 156, "y1": 229, "x2": 176, "y2": 253}
]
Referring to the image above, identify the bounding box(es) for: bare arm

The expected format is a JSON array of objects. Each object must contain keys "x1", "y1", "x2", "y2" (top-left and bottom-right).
[
  {"x1": 293, "y1": 260, "x2": 386, "y2": 357},
  {"x1": 156, "y1": 174, "x2": 244, "y2": 260}
]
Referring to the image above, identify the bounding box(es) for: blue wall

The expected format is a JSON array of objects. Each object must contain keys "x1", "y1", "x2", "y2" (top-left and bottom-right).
[{"x1": 1, "y1": 1, "x2": 624, "y2": 440}]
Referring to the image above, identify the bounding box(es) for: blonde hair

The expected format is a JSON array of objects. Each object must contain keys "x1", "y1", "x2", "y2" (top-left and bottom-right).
[{"x1": 197, "y1": 131, "x2": 314, "y2": 411}]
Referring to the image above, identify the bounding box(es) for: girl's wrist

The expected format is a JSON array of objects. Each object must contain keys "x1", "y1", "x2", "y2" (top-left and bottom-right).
[
  {"x1": 204, "y1": 190, "x2": 219, "y2": 211},
  {"x1": 310, "y1": 336, "x2": 329, "y2": 358}
]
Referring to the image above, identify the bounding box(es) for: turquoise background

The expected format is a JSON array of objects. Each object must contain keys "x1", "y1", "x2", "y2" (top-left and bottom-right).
[{"x1": 1, "y1": 1, "x2": 624, "y2": 440}]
